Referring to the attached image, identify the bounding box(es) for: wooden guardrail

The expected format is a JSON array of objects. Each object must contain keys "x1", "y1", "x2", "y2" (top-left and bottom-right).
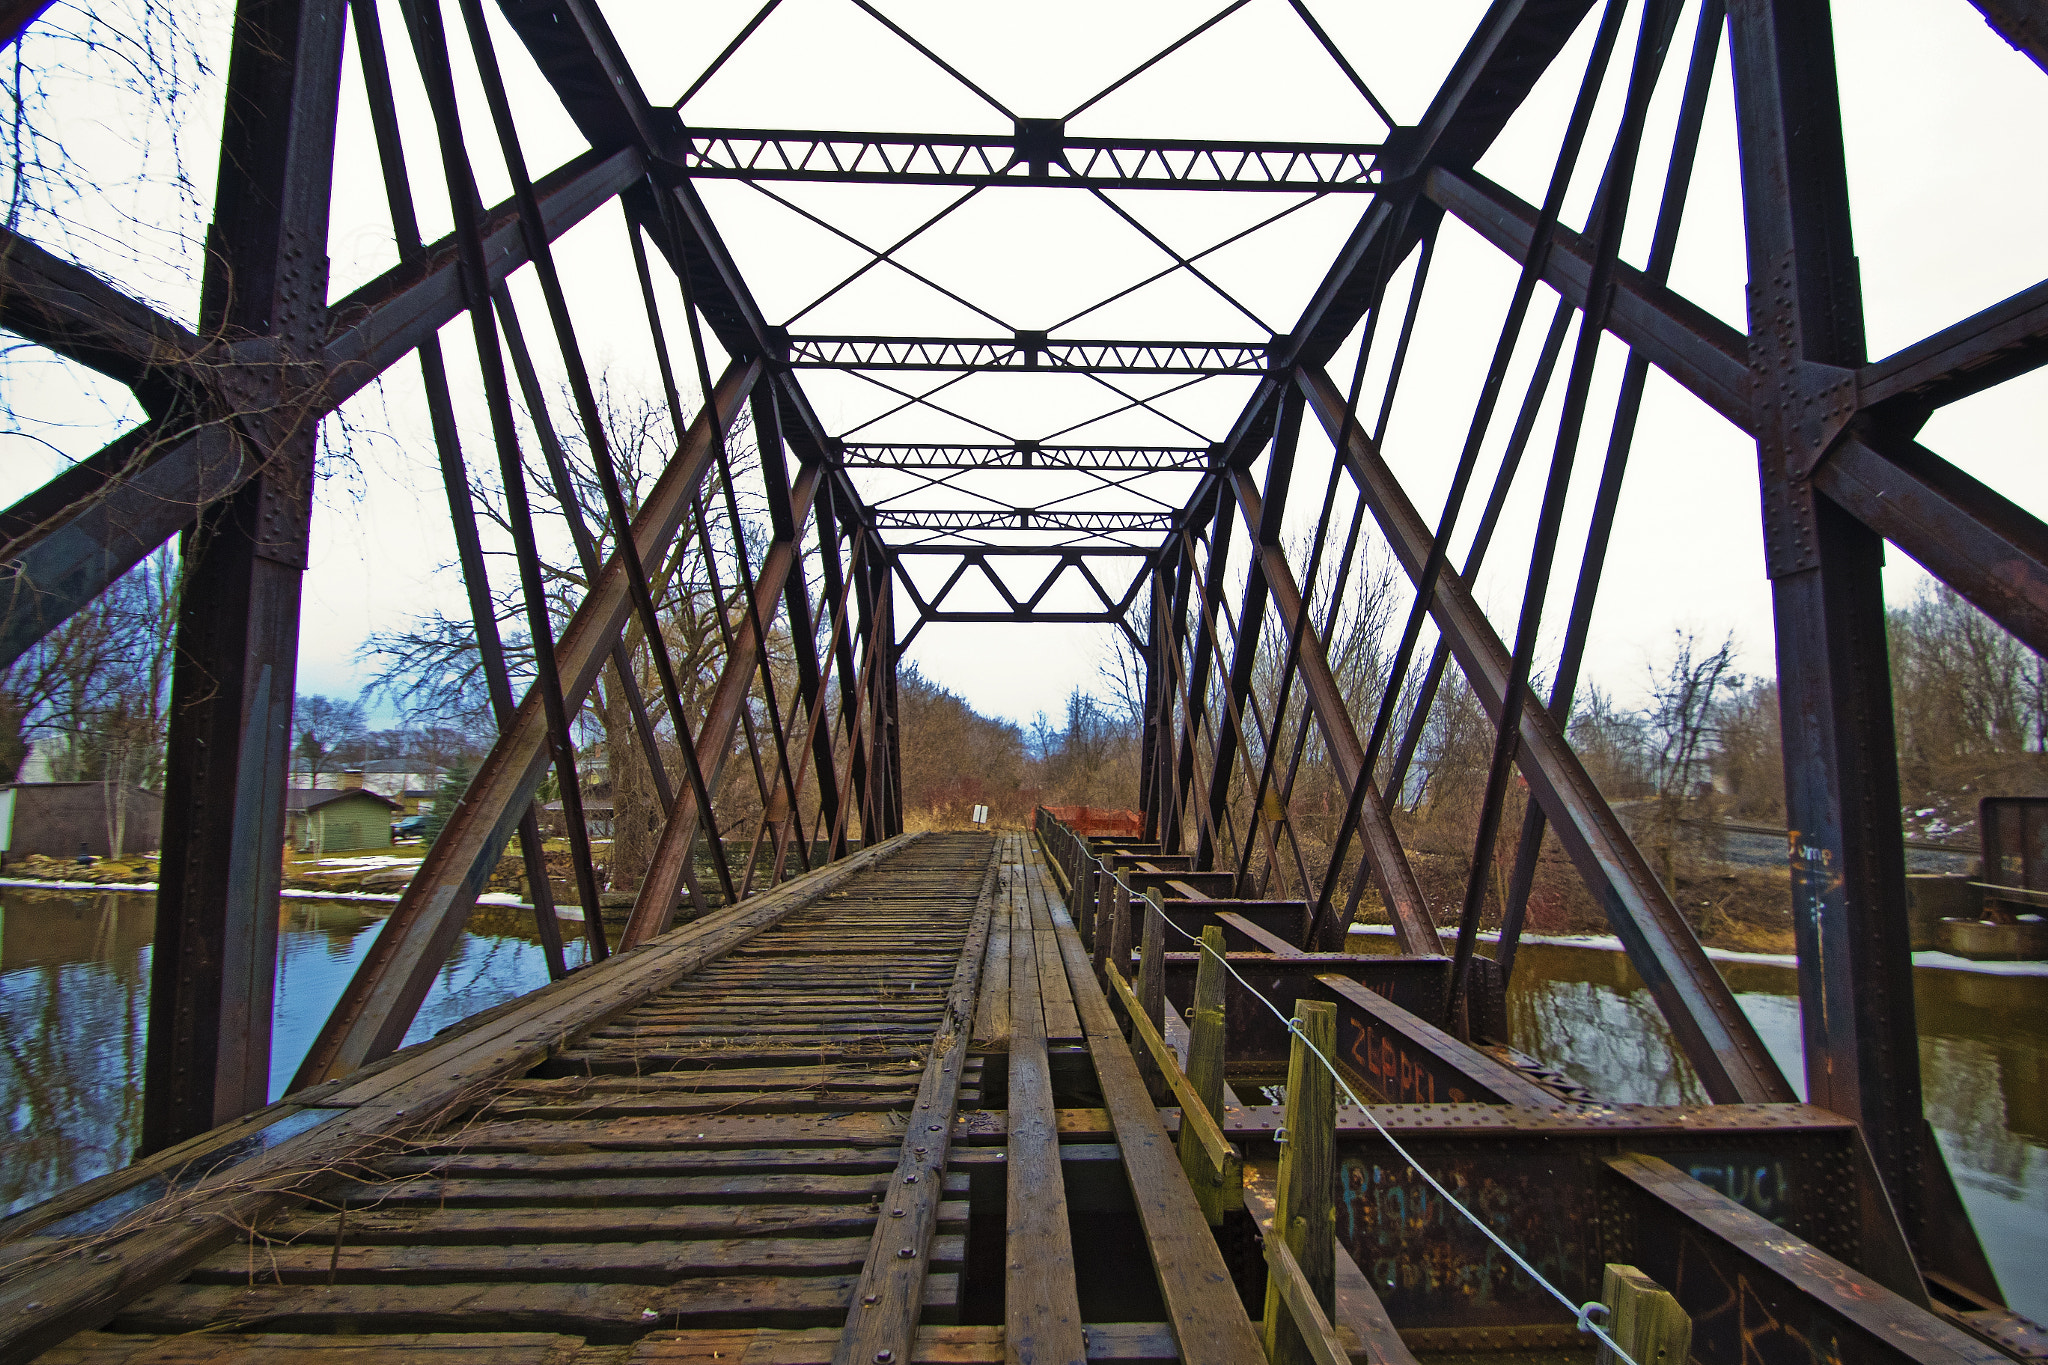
[{"x1": 1053, "y1": 801, "x2": 1358, "y2": 1365}]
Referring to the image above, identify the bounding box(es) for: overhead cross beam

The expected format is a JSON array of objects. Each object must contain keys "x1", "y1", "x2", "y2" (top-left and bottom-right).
[
  {"x1": 895, "y1": 542, "x2": 1149, "y2": 622},
  {"x1": 870, "y1": 508, "x2": 1176, "y2": 532},
  {"x1": 838, "y1": 443, "x2": 1215, "y2": 471},
  {"x1": 669, "y1": 124, "x2": 1382, "y2": 191},
  {"x1": 787, "y1": 334, "x2": 1274, "y2": 374}
]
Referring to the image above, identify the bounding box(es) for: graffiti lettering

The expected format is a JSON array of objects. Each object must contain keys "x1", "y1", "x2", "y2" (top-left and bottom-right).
[
  {"x1": 1344, "y1": 1016, "x2": 1438, "y2": 1103},
  {"x1": 1684, "y1": 1159, "x2": 1787, "y2": 1221}
]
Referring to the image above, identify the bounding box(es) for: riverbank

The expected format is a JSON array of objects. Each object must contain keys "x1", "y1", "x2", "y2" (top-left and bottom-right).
[{"x1": 1348, "y1": 921, "x2": 2048, "y2": 975}]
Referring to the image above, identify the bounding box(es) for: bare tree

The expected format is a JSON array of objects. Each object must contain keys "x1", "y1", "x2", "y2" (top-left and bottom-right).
[
  {"x1": 1888, "y1": 580, "x2": 2048, "y2": 832},
  {"x1": 0, "y1": 546, "x2": 177, "y2": 791},
  {"x1": 1642, "y1": 630, "x2": 1742, "y2": 889},
  {"x1": 293, "y1": 694, "x2": 366, "y2": 788}
]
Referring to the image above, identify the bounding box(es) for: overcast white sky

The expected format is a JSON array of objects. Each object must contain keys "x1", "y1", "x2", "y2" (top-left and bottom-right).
[{"x1": 5, "y1": 0, "x2": 2044, "y2": 733}]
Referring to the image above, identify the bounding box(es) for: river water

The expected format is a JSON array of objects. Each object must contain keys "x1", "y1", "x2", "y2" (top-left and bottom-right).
[
  {"x1": 0, "y1": 888, "x2": 583, "y2": 1218},
  {"x1": 2, "y1": 888, "x2": 2043, "y2": 1321},
  {"x1": 1502, "y1": 939, "x2": 2048, "y2": 1324}
]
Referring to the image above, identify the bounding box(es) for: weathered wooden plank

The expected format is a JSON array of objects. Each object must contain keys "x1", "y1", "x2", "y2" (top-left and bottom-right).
[
  {"x1": 834, "y1": 839, "x2": 1001, "y2": 1365},
  {"x1": 540, "y1": 1048, "x2": 927, "y2": 1075},
  {"x1": 1264, "y1": 1236, "x2": 1351, "y2": 1365},
  {"x1": 257, "y1": 1200, "x2": 969, "y2": 1245},
  {"x1": 39, "y1": 1331, "x2": 589, "y2": 1365},
  {"x1": 1031, "y1": 837, "x2": 1266, "y2": 1363},
  {"x1": 492, "y1": 1065, "x2": 924, "y2": 1095},
  {"x1": 1595, "y1": 1264, "x2": 1692, "y2": 1365},
  {"x1": 1006, "y1": 889, "x2": 1086, "y2": 1364},
  {"x1": 624, "y1": 1322, "x2": 1181, "y2": 1363},
  {"x1": 185, "y1": 1233, "x2": 967, "y2": 1283},
  {"x1": 973, "y1": 879, "x2": 1015, "y2": 1052},
  {"x1": 596, "y1": 1009, "x2": 946, "y2": 1028},
  {"x1": 1025, "y1": 865, "x2": 1084, "y2": 1046},
  {"x1": 475, "y1": 1091, "x2": 919, "y2": 1120},
  {"x1": 113, "y1": 1274, "x2": 962, "y2": 1340},
  {"x1": 327, "y1": 1172, "x2": 963, "y2": 1207},
  {"x1": 432, "y1": 1114, "x2": 907, "y2": 1150},
  {"x1": 589, "y1": 1022, "x2": 940, "y2": 1039},
  {"x1": 374, "y1": 1148, "x2": 900, "y2": 1179}
]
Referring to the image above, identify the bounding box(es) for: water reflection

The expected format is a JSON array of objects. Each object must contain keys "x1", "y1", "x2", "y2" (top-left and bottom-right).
[
  {"x1": 1506, "y1": 942, "x2": 2048, "y2": 1324},
  {"x1": 0, "y1": 888, "x2": 581, "y2": 1218}
]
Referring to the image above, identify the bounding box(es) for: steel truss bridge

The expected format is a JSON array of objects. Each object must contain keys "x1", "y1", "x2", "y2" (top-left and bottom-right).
[{"x1": 1, "y1": 0, "x2": 2045, "y2": 1361}]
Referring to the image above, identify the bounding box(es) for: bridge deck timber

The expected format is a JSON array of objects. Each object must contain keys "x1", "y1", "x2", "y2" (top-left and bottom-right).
[{"x1": 0, "y1": 829, "x2": 2037, "y2": 1365}]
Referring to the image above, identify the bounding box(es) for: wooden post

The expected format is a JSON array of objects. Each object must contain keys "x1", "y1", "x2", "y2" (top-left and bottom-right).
[
  {"x1": 1180, "y1": 924, "x2": 1230, "y2": 1223},
  {"x1": 1263, "y1": 999, "x2": 1336, "y2": 1365},
  {"x1": 1079, "y1": 861, "x2": 1099, "y2": 947},
  {"x1": 1138, "y1": 887, "x2": 1167, "y2": 1031},
  {"x1": 1108, "y1": 880, "x2": 1133, "y2": 986},
  {"x1": 1090, "y1": 868, "x2": 1112, "y2": 977},
  {"x1": 1595, "y1": 1265, "x2": 1692, "y2": 1365}
]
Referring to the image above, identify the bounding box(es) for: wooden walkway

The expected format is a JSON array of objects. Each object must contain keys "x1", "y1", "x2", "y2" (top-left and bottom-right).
[{"x1": 0, "y1": 832, "x2": 1261, "y2": 1365}]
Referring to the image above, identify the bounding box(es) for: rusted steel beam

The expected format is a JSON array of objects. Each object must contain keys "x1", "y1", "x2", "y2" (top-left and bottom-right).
[
  {"x1": 1424, "y1": 163, "x2": 2048, "y2": 662},
  {"x1": 1858, "y1": 275, "x2": 2048, "y2": 416},
  {"x1": 787, "y1": 335, "x2": 1273, "y2": 374},
  {"x1": 667, "y1": 127, "x2": 1381, "y2": 192},
  {"x1": 1227, "y1": 468, "x2": 1440, "y2": 958},
  {"x1": 0, "y1": 145, "x2": 643, "y2": 671},
  {"x1": 1423, "y1": 165, "x2": 1751, "y2": 425},
  {"x1": 617, "y1": 462, "x2": 824, "y2": 949},
  {"x1": 323, "y1": 145, "x2": 644, "y2": 391},
  {"x1": 0, "y1": 227, "x2": 201, "y2": 413},
  {"x1": 1173, "y1": 490, "x2": 1233, "y2": 855},
  {"x1": 0, "y1": 0, "x2": 52, "y2": 46},
  {"x1": 290, "y1": 360, "x2": 761, "y2": 1088},
  {"x1": 1813, "y1": 428, "x2": 2048, "y2": 660},
  {"x1": 1297, "y1": 365, "x2": 1793, "y2": 1106},
  {"x1": 1158, "y1": 954, "x2": 1544, "y2": 1107},
  {"x1": 1202, "y1": 1105, "x2": 1933, "y2": 1346},
  {"x1": 1608, "y1": 1155, "x2": 1973, "y2": 1362},
  {"x1": 1963, "y1": 0, "x2": 2048, "y2": 73},
  {"x1": 815, "y1": 492, "x2": 868, "y2": 860},
  {"x1": 141, "y1": 0, "x2": 347, "y2": 1154}
]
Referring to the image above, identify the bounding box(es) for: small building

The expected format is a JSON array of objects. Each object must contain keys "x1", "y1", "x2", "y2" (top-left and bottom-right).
[
  {"x1": 290, "y1": 758, "x2": 448, "y2": 803},
  {"x1": 287, "y1": 779, "x2": 404, "y2": 854},
  {"x1": 0, "y1": 782, "x2": 164, "y2": 859},
  {"x1": 542, "y1": 795, "x2": 614, "y2": 840}
]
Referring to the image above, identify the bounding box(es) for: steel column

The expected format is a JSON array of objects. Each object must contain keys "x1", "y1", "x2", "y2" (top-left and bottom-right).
[
  {"x1": 1728, "y1": 0, "x2": 1935, "y2": 1262},
  {"x1": 141, "y1": 0, "x2": 345, "y2": 1152}
]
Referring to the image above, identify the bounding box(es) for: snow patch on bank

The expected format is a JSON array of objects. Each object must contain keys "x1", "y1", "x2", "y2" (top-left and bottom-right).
[{"x1": 1345, "y1": 922, "x2": 2048, "y2": 975}]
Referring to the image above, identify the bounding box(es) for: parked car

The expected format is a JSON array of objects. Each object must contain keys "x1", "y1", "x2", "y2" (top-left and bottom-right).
[{"x1": 392, "y1": 814, "x2": 430, "y2": 840}]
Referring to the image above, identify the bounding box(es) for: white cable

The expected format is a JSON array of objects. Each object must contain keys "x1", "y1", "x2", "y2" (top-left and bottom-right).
[{"x1": 1060, "y1": 834, "x2": 1638, "y2": 1365}]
